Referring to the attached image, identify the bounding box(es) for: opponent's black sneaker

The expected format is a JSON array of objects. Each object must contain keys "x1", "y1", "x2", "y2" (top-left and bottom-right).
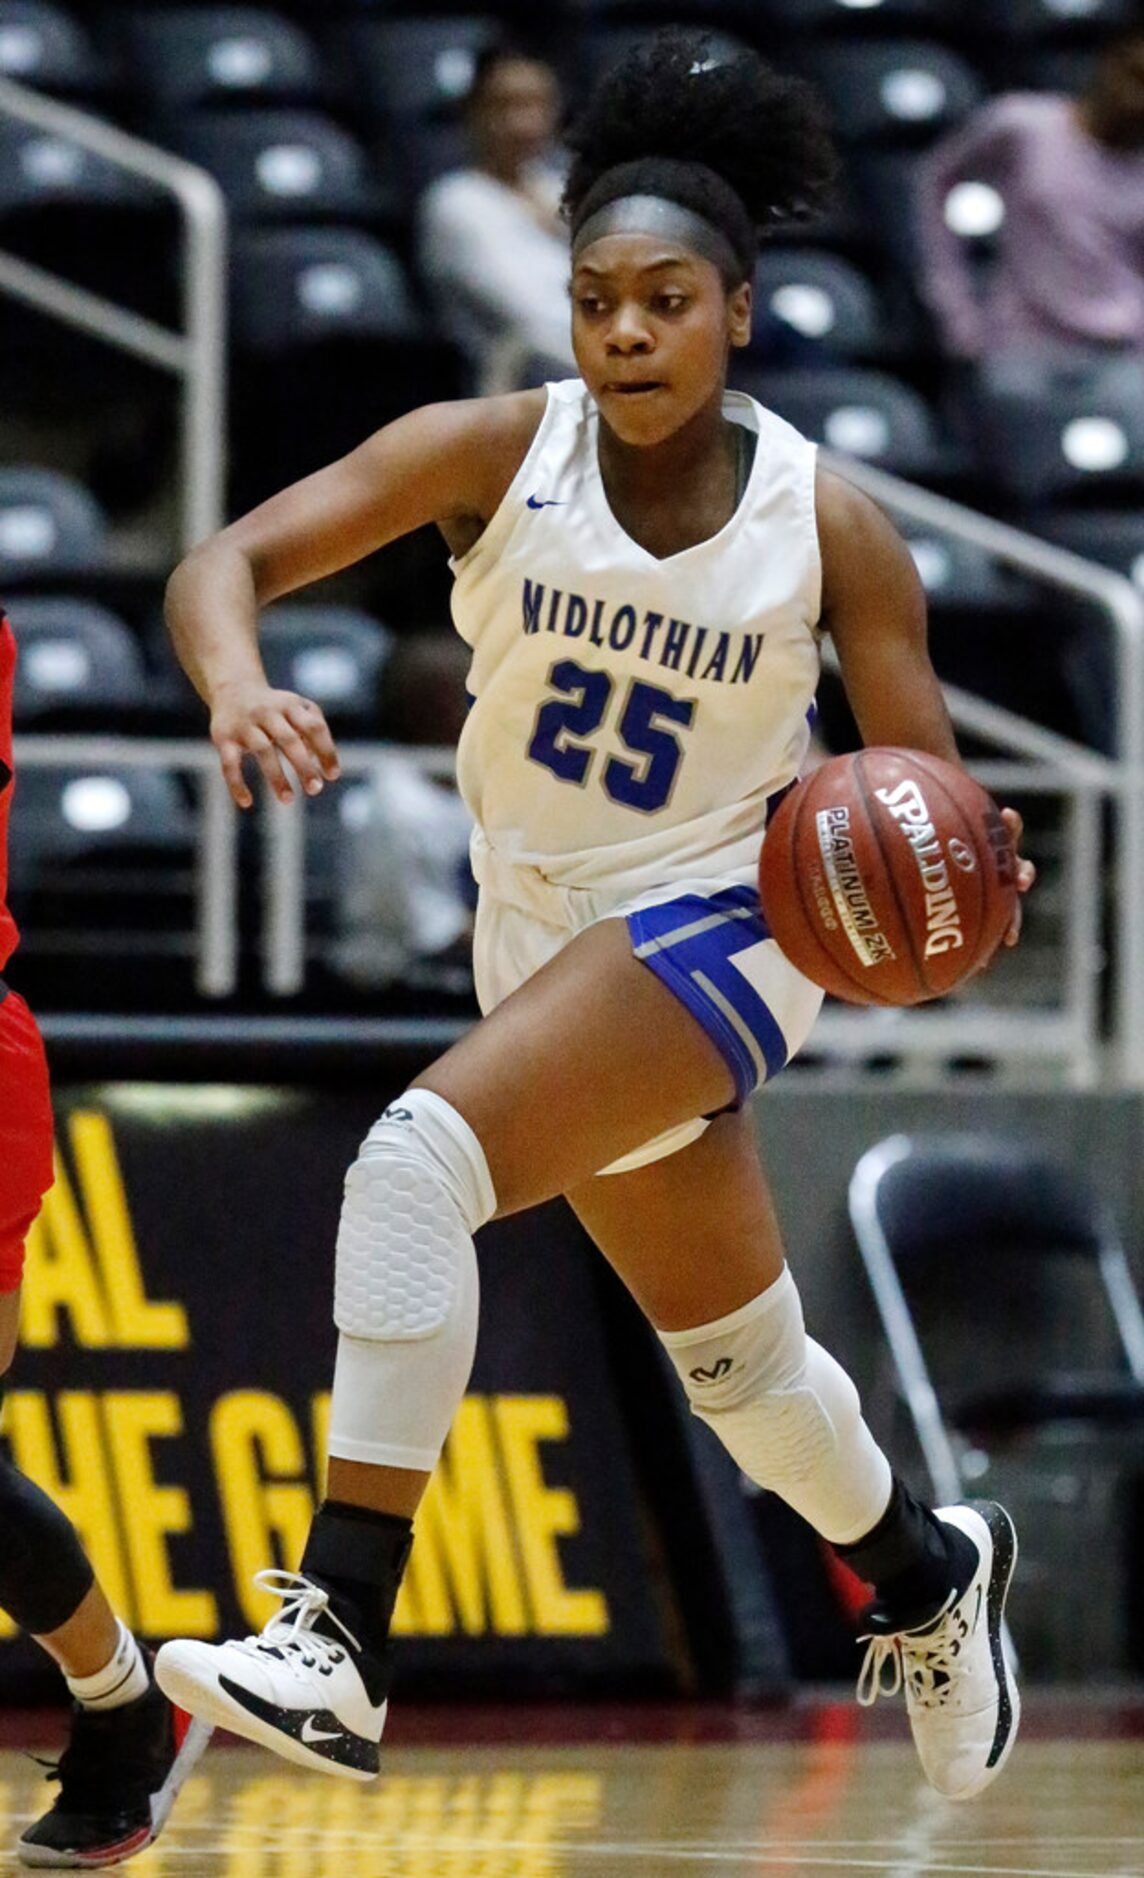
[{"x1": 18, "y1": 1662, "x2": 211, "y2": 1867}]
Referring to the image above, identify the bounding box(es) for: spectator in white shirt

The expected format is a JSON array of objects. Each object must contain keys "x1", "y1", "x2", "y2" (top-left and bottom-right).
[{"x1": 418, "y1": 41, "x2": 574, "y2": 394}]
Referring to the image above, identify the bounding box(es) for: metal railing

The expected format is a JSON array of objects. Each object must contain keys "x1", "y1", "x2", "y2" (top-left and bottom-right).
[
  {"x1": 818, "y1": 452, "x2": 1144, "y2": 1090},
  {"x1": 0, "y1": 74, "x2": 226, "y2": 550},
  {"x1": 12, "y1": 464, "x2": 1143, "y2": 1083}
]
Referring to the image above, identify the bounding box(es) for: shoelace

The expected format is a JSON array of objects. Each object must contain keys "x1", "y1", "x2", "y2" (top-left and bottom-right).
[
  {"x1": 856, "y1": 1591, "x2": 962, "y2": 1711},
  {"x1": 232, "y1": 1569, "x2": 362, "y2": 1673}
]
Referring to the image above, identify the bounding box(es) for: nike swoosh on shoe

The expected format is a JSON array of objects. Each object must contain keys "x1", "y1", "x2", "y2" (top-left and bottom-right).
[{"x1": 217, "y1": 1678, "x2": 379, "y2": 1774}]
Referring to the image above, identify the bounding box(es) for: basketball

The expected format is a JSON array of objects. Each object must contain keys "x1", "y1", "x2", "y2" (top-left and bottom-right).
[{"x1": 759, "y1": 748, "x2": 1019, "y2": 1006}]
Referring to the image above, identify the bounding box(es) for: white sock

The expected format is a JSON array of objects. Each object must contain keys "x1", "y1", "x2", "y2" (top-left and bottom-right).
[{"x1": 65, "y1": 1620, "x2": 149, "y2": 1711}]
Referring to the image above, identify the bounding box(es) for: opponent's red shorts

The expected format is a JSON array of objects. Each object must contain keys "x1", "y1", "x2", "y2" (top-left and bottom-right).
[{"x1": 0, "y1": 984, "x2": 54, "y2": 1294}]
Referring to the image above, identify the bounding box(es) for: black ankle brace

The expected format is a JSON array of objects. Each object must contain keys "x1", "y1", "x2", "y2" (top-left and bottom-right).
[
  {"x1": 300, "y1": 1501, "x2": 413, "y2": 1695},
  {"x1": 836, "y1": 1477, "x2": 975, "y2": 1624}
]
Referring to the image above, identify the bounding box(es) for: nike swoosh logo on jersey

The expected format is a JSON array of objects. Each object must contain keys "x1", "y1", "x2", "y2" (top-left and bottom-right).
[{"x1": 526, "y1": 494, "x2": 565, "y2": 509}]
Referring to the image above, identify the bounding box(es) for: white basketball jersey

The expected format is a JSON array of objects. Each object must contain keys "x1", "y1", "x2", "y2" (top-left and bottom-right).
[{"x1": 451, "y1": 378, "x2": 823, "y2": 898}]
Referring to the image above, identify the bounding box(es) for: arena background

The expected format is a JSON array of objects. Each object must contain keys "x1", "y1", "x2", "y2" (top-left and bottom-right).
[{"x1": 1, "y1": 4, "x2": 1144, "y2": 1873}]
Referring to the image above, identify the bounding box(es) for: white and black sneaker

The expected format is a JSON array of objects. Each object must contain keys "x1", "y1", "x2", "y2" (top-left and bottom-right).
[
  {"x1": 857, "y1": 1502, "x2": 1020, "y2": 1800},
  {"x1": 154, "y1": 1571, "x2": 386, "y2": 1783}
]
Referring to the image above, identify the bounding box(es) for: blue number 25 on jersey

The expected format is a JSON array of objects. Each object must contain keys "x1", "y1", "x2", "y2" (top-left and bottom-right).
[{"x1": 527, "y1": 658, "x2": 696, "y2": 815}]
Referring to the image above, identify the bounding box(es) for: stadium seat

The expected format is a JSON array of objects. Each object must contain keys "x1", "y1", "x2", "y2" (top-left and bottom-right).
[
  {"x1": 739, "y1": 366, "x2": 954, "y2": 481},
  {"x1": 0, "y1": 100, "x2": 174, "y2": 335},
  {"x1": 794, "y1": 40, "x2": 984, "y2": 146},
  {"x1": 7, "y1": 757, "x2": 199, "y2": 1008},
  {"x1": 0, "y1": 1, "x2": 104, "y2": 97},
  {"x1": 7, "y1": 596, "x2": 149, "y2": 724},
  {"x1": 157, "y1": 109, "x2": 384, "y2": 224},
  {"x1": 230, "y1": 225, "x2": 416, "y2": 351},
  {"x1": 1024, "y1": 511, "x2": 1144, "y2": 752},
  {"x1": 0, "y1": 113, "x2": 156, "y2": 216},
  {"x1": 338, "y1": 16, "x2": 500, "y2": 128},
  {"x1": 849, "y1": 1133, "x2": 1144, "y2": 1676},
  {"x1": 227, "y1": 226, "x2": 463, "y2": 508},
  {"x1": 1014, "y1": 45, "x2": 1101, "y2": 93},
  {"x1": 1031, "y1": 511, "x2": 1144, "y2": 591},
  {"x1": 8, "y1": 761, "x2": 193, "y2": 874},
  {"x1": 750, "y1": 249, "x2": 918, "y2": 363},
  {"x1": 978, "y1": 0, "x2": 1136, "y2": 39},
  {"x1": 966, "y1": 353, "x2": 1144, "y2": 507},
  {"x1": 898, "y1": 527, "x2": 1038, "y2": 613},
  {"x1": 767, "y1": 0, "x2": 963, "y2": 28},
  {"x1": 259, "y1": 604, "x2": 394, "y2": 732},
  {"x1": 0, "y1": 468, "x2": 109, "y2": 584},
  {"x1": 116, "y1": 7, "x2": 326, "y2": 111}
]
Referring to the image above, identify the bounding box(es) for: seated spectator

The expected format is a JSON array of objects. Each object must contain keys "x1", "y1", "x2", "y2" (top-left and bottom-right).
[
  {"x1": 913, "y1": 33, "x2": 1144, "y2": 364},
  {"x1": 417, "y1": 40, "x2": 574, "y2": 394},
  {"x1": 331, "y1": 635, "x2": 475, "y2": 994}
]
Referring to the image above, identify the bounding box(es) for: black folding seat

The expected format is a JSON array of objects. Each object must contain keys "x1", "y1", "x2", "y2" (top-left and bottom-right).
[
  {"x1": 1024, "y1": 510, "x2": 1144, "y2": 752},
  {"x1": 767, "y1": 0, "x2": 963, "y2": 28},
  {"x1": 739, "y1": 365, "x2": 955, "y2": 483},
  {"x1": 1031, "y1": 511, "x2": 1144, "y2": 590},
  {"x1": 0, "y1": 1, "x2": 105, "y2": 98},
  {"x1": 569, "y1": 0, "x2": 773, "y2": 25},
  {"x1": 978, "y1": 0, "x2": 1136, "y2": 40},
  {"x1": 849, "y1": 1132, "x2": 1144, "y2": 1677},
  {"x1": 750, "y1": 249, "x2": 917, "y2": 364},
  {"x1": 158, "y1": 108, "x2": 384, "y2": 225},
  {"x1": 0, "y1": 469, "x2": 109, "y2": 586},
  {"x1": 6, "y1": 761, "x2": 198, "y2": 990},
  {"x1": 795, "y1": 39, "x2": 984, "y2": 146},
  {"x1": 259, "y1": 604, "x2": 394, "y2": 733},
  {"x1": 966, "y1": 353, "x2": 1144, "y2": 508},
  {"x1": 228, "y1": 226, "x2": 464, "y2": 507},
  {"x1": 230, "y1": 224, "x2": 416, "y2": 349},
  {"x1": 0, "y1": 110, "x2": 172, "y2": 330},
  {"x1": 339, "y1": 15, "x2": 499, "y2": 129},
  {"x1": 7, "y1": 596, "x2": 149, "y2": 727},
  {"x1": 116, "y1": 7, "x2": 325, "y2": 112}
]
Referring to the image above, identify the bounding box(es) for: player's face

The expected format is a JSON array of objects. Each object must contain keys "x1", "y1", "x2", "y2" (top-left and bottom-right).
[{"x1": 571, "y1": 236, "x2": 752, "y2": 447}]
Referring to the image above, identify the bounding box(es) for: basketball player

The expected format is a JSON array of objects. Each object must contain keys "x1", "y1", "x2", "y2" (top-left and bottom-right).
[
  {"x1": 0, "y1": 610, "x2": 211, "y2": 1865},
  {"x1": 156, "y1": 34, "x2": 1034, "y2": 1801}
]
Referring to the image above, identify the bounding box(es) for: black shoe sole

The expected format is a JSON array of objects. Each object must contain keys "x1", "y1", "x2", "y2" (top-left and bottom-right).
[
  {"x1": 17, "y1": 1715, "x2": 212, "y2": 1869},
  {"x1": 973, "y1": 1498, "x2": 1020, "y2": 1773}
]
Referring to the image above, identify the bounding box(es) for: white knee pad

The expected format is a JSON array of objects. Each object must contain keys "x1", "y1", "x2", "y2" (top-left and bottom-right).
[
  {"x1": 329, "y1": 1088, "x2": 496, "y2": 1472},
  {"x1": 658, "y1": 1266, "x2": 892, "y2": 1545}
]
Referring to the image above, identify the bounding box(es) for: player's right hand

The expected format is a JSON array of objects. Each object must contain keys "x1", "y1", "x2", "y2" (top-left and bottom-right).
[{"x1": 209, "y1": 679, "x2": 342, "y2": 809}]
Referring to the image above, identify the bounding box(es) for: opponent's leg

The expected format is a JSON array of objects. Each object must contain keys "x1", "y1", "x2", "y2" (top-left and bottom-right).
[
  {"x1": 1, "y1": 1355, "x2": 210, "y2": 1865},
  {"x1": 568, "y1": 1111, "x2": 1020, "y2": 1802},
  {"x1": 157, "y1": 915, "x2": 737, "y2": 1774},
  {"x1": 0, "y1": 986, "x2": 212, "y2": 1865}
]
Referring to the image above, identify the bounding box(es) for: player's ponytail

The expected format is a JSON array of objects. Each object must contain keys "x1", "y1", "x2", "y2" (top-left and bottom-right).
[{"x1": 563, "y1": 30, "x2": 838, "y2": 284}]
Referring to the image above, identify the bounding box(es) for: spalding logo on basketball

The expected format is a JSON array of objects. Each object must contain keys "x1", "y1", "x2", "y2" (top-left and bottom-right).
[{"x1": 759, "y1": 747, "x2": 1018, "y2": 1006}]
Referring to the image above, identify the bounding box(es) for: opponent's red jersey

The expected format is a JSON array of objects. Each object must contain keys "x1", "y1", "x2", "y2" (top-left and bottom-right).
[{"x1": 0, "y1": 614, "x2": 19, "y2": 972}]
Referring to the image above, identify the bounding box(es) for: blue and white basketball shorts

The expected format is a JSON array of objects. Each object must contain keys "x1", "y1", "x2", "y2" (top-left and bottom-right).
[{"x1": 472, "y1": 870, "x2": 823, "y2": 1177}]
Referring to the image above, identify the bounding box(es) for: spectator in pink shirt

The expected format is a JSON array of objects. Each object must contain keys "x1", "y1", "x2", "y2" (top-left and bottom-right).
[{"x1": 914, "y1": 34, "x2": 1144, "y2": 363}]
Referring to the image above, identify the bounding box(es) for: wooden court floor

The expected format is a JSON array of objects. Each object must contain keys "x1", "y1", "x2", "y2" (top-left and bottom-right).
[{"x1": 2, "y1": 1702, "x2": 1142, "y2": 1876}]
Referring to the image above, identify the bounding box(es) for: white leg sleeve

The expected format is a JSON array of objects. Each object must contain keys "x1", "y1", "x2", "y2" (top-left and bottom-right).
[
  {"x1": 328, "y1": 1088, "x2": 495, "y2": 1471},
  {"x1": 658, "y1": 1265, "x2": 892, "y2": 1545}
]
